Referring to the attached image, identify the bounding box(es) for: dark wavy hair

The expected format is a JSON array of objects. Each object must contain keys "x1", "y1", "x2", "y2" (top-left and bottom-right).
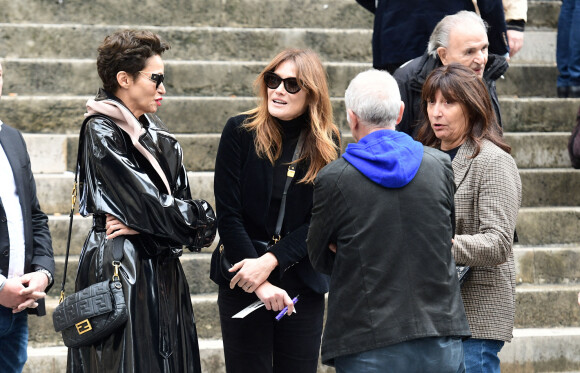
[
  {"x1": 96, "y1": 30, "x2": 170, "y2": 94},
  {"x1": 416, "y1": 63, "x2": 510, "y2": 157}
]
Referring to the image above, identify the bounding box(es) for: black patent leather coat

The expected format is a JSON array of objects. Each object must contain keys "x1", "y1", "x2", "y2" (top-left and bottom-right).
[{"x1": 68, "y1": 90, "x2": 215, "y2": 373}]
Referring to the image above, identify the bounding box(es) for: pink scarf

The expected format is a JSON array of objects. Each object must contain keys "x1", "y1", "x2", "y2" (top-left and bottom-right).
[{"x1": 85, "y1": 99, "x2": 171, "y2": 194}]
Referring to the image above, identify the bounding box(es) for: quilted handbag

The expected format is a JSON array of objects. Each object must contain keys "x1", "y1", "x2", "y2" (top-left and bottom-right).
[{"x1": 52, "y1": 275, "x2": 128, "y2": 348}]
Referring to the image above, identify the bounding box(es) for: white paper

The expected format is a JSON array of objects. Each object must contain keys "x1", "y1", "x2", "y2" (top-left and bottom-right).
[{"x1": 231, "y1": 300, "x2": 265, "y2": 318}]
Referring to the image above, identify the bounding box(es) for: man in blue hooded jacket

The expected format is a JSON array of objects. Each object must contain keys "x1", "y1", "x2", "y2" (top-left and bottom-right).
[{"x1": 307, "y1": 69, "x2": 471, "y2": 373}]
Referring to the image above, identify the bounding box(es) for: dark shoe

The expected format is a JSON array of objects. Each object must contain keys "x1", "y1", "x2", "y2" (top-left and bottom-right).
[
  {"x1": 558, "y1": 86, "x2": 570, "y2": 98},
  {"x1": 570, "y1": 86, "x2": 580, "y2": 98}
]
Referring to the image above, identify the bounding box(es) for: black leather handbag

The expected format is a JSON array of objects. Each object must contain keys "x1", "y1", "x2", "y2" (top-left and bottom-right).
[
  {"x1": 53, "y1": 238, "x2": 128, "y2": 348},
  {"x1": 219, "y1": 131, "x2": 305, "y2": 280},
  {"x1": 52, "y1": 116, "x2": 128, "y2": 348}
]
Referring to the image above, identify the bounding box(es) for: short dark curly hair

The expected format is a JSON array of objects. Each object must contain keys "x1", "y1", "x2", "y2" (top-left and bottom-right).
[{"x1": 97, "y1": 29, "x2": 170, "y2": 93}]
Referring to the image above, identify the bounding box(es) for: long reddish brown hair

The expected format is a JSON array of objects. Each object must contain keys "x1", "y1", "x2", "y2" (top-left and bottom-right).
[
  {"x1": 416, "y1": 64, "x2": 510, "y2": 157},
  {"x1": 242, "y1": 49, "x2": 340, "y2": 183}
]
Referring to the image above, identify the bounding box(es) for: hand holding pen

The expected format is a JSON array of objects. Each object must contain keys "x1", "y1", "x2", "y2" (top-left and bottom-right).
[{"x1": 275, "y1": 295, "x2": 299, "y2": 321}]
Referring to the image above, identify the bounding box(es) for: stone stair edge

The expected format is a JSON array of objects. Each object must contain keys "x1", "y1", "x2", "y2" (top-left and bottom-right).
[
  {"x1": 0, "y1": 62, "x2": 563, "y2": 98},
  {"x1": 0, "y1": 23, "x2": 555, "y2": 64},
  {"x1": 0, "y1": 57, "x2": 559, "y2": 67}
]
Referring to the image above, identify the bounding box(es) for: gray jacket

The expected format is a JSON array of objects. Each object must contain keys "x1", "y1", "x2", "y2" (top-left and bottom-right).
[{"x1": 307, "y1": 145, "x2": 471, "y2": 365}]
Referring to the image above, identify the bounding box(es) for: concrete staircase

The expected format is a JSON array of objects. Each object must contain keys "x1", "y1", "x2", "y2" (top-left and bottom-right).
[{"x1": 1, "y1": 0, "x2": 578, "y2": 371}]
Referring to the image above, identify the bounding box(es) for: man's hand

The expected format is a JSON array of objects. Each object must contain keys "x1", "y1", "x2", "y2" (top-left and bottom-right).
[
  {"x1": 16, "y1": 272, "x2": 48, "y2": 312},
  {"x1": 507, "y1": 30, "x2": 524, "y2": 58},
  {"x1": 254, "y1": 281, "x2": 294, "y2": 314},
  {"x1": 0, "y1": 276, "x2": 46, "y2": 313},
  {"x1": 229, "y1": 253, "x2": 278, "y2": 293},
  {"x1": 106, "y1": 214, "x2": 139, "y2": 239}
]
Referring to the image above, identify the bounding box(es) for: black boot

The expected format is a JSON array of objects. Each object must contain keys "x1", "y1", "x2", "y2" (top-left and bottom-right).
[
  {"x1": 570, "y1": 86, "x2": 580, "y2": 98},
  {"x1": 558, "y1": 86, "x2": 570, "y2": 98}
]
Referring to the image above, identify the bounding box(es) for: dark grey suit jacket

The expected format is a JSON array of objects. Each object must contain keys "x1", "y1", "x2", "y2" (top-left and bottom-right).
[{"x1": 0, "y1": 123, "x2": 54, "y2": 316}]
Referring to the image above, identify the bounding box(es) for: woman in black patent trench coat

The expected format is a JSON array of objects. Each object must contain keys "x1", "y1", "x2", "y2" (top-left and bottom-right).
[{"x1": 67, "y1": 30, "x2": 216, "y2": 373}]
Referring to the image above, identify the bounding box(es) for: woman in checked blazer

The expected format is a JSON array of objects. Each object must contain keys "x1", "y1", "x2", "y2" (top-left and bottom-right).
[{"x1": 417, "y1": 64, "x2": 522, "y2": 373}]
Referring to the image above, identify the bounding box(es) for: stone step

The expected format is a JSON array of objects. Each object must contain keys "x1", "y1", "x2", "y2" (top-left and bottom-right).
[
  {"x1": 48, "y1": 245, "x2": 580, "y2": 300},
  {"x1": 0, "y1": 59, "x2": 561, "y2": 98},
  {"x1": 0, "y1": 0, "x2": 557, "y2": 30},
  {"x1": 21, "y1": 131, "x2": 573, "y2": 176},
  {"x1": 0, "y1": 0, "x2": 373, "y2": 30},
  {"x1": 40, "y1": 203, "x2": 580, "y2": 261},
  {"x1": 527, "y1": 1, "x2": 562, "y2": 29},
  {"x1": 0, "y1": 23, "x2": 557, "y2": 65},
  {"x1": 35, "y1": 172, "x2": 215, "y2": 216},
  {"x1": 0, "y1": 24, "x2": 372, "y2": 64},
  {"x1": 2, "y1": 95, "x2": 578, "y2": 135},
  {"x1": 35, "y1": 167, "x2": 579, "y2": 219},
  {"x1": 23, "y1": 328, "x2": 580, "y2": 373},
  {"x1": 509, "y1": 31, "x2": 556, "y2": 65},
  {"x1": 28, "y1": 284, "x2": 580, "y2": 348},
  {"x1": 519, "y1": 169, "x2": 580, "y2": 207},
  {"x1": 515, "y1": 245, "x2": 580, "y2": 285},
  {"x1": 516, "y1": 207, "x2": 580, "y2": 246},
  {"x1": 23, "y1": 340, "x2": 234, "y2": 373},
  {"x1": 51, "y1": 253, "x2": 217, "y2": 298},
  {"x1": 498, "y1": 327, "x2": 580, "y2": 373}
]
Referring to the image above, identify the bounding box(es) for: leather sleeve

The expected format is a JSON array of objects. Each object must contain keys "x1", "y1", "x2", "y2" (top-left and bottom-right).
[
  {"x1": 477, "y1": 0, "x2": 509, "y2": 56},
  {"x1": 306, "y1": 167, "x2": 340, "y2": 275},
  {"x1": 213, "y1": 116, "x2": 259, "y2": 263},
  {"x1": 80, "y1": 117, "x2": 203, "y2": 248},
  {"x1": 15, "y1": 130, "x2": 55, "y2": 290}
]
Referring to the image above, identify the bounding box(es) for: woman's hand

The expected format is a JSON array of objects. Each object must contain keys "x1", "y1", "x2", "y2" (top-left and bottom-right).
[
  {"x1": 254, "y1": 281, "x2": 294, "y2": 314},
  {"x1": 229, "y1": 252, "x2": 278, "y2": 293},
  {"x1": 106, "y1": 214, "x2": 139, "y2": 239}
]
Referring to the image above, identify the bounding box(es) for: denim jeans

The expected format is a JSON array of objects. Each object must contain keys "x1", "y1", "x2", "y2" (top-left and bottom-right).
[
  {"x1": 463, "y1": 338, "x2": 504, "y2": 373},
  {"x1": 557, "y1": 0, "x2": 580, "y2": 87},
  {"x1": 334, "y1": 336, "x2": 465, "y2": 373},
  {"x1": 0, "y1": 305, "x2": 29, "y2": 373}
]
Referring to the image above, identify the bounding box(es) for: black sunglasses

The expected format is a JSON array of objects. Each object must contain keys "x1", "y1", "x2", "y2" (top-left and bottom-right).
[
  {"x1": 139, "y1": 71, "x2": 165, "y2": 88},
  {"x1": 264, "y1": 71, "x2": 302, "y2": 94}
]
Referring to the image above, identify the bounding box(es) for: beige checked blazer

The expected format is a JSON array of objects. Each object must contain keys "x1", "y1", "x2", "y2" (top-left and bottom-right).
[{"x1": 451, "y1": 139, "x2": 522, "y2": 342}]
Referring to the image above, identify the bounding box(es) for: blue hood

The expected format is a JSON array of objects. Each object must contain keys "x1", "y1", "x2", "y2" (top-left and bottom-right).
[{"x1": 343, "y1": 129, "x2": 424, "y2": 188}]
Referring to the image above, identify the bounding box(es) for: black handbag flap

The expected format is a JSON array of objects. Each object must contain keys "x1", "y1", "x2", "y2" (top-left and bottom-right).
[{"x1": 53, "y1": 280, "x2": 114, "y2": 332}]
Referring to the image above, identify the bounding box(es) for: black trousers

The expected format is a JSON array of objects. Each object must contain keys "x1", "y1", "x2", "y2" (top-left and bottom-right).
[{"x1": 218, "y1": 286, "x2": 325, "y2": 373}]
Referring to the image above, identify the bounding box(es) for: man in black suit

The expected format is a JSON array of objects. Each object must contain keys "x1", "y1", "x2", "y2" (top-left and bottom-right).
[{"x1": 0, "y1": 61, "x2": 55, "y2": 372}]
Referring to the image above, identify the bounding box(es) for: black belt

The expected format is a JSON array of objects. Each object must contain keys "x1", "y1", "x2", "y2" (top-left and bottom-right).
[{"x1": 93, "y1": 214, "x2": 106, "y2": 232}]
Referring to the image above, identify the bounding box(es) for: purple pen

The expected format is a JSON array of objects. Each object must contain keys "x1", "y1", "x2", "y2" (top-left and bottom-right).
[{"x1": 275, "y1": 295, "x2": 299, "y2": 321}]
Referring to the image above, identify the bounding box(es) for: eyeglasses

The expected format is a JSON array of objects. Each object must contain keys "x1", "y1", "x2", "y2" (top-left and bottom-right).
[
  {"x1": 139, "y1": 71, "x2": 165, "y2": 88},
  {"x1": 264, "y1": 71, "x2": 302, "y2": 94}
]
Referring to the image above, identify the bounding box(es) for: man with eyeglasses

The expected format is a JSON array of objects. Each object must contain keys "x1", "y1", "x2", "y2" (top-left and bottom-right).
[{"x1": 0, "y1": 60, "x2": 55, "y2": 373}]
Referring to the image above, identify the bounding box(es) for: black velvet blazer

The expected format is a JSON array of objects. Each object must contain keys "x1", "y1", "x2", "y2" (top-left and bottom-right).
[{"x1": 210, "y1": 114, "x2": 330, "y2": 294}]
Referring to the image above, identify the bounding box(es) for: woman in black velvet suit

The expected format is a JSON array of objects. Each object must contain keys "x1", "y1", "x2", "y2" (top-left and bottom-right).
[{"x1": 210, "y1": 49, "x2": 341, "y2": 373}]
